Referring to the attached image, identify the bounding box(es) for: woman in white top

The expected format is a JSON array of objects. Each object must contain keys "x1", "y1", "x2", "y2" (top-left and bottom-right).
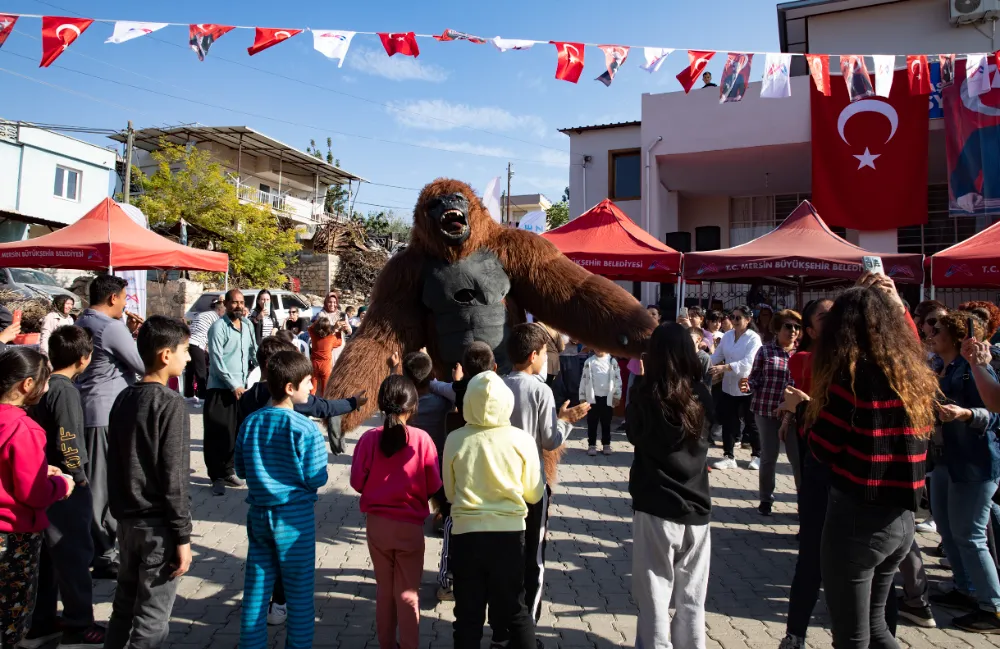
[
  {"x1": 580, "y1": 349, "x2": 622, "y2": 456},
  {"x1": 708, "y1": 305, "x2": 763, "y2": 470},
  {"x1": 39, "y1": 294, "x2": 75, "y2": 355}
]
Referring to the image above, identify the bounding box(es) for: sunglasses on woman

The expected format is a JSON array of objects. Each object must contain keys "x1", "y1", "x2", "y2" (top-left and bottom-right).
[{"x1": 782, "y1": 323, "x2": 802, "y2": 332}]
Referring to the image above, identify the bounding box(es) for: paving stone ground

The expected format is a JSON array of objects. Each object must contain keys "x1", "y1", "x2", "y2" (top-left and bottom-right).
[{"x1": 84, "y1": 409, "x2": 996, "y2": 648}]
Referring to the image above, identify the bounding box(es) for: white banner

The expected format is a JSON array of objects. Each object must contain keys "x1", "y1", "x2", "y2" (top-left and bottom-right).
[
  {"x1": 518, "y1": 210, "x2": 547, "y2": 233},
  {"x1": 967, "y1": 53, "x2": 991, "y2": 97},
  {"x1": 105, "y1": 21, "x2": 167, "y2": 44},
  {"x1": 640, "y1": 47, "x2": 673, "y2": 73},
  {"x1": 482, "y1": 176, "x2": 503, "y2": 222},
  {"x1": 312, "y1": 29, "x2": 355, "y2": 67},
  {"x1": 492, "y1": 36, "x2": 535, "y2": 52},
  {"x1": 116, "y1": 203, "x2": 148, "y2": 319},
  {"x1": 873, "y1": 54, "x2": 895, "y2": 98},
  {"x1": 760, "y1": 53, "x2": 792, "y2": 98}
]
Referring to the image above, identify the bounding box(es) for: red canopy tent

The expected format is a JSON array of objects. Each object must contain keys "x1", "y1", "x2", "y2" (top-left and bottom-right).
[
  {"x1": 542, "y1": 199, "x2": 682, "y2": 280},
  {"x1": 682, "y1": 201, "x2": 923, "y2": 288},
  {"x1": 930, "y1": 220, "x2": 1000, "y2": 288},
  {"x1": 0, "y1": 198, "x2": 229, "y2": 272}
]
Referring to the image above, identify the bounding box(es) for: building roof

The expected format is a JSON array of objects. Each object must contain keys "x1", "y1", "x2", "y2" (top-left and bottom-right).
[
  {"x1": 110, "y1": 125, "x2": 365, "y2": 186},
  {"x1": 0, "y1": 207, "x2": 68, "y2": 230},
  {"x1": 508, "y1": 193, "x2": 552, "y2": 209},
  {"x1": 557, "y1": 121, "x2": 641, "y2": 136}
]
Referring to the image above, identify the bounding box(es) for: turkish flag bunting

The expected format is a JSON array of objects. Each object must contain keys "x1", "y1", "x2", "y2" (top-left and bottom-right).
[
  {"x1": 0, "y1": 15, "x2": 17, "y2": 48},
  {"x1": 40, "y1": 16, "x2": 93, "y2": 67},
  {"x1": 248, "y1": 27, "x2": 302, "y2": 56},
  {"x1": 379, "y1": 32, "x2": 419, "y2": 57},
  {"x1": 805, "y1": 54, "x2": 831, "y2": 96},
  {"x1": 675, "y1": 50, "x2": 714, "y2": 93},
  {"x1": 189, "y1": 24, "x2": 234, "y2": 61},
  {"x1": 552, "y1": 42, "x2": 585, "y2": 83},
  {"x1": 906, "y1": 55, "x2": 932, "y2": 95},
  {"x1": 811, "y1": 68, "x2": 928, "y2": 230}
]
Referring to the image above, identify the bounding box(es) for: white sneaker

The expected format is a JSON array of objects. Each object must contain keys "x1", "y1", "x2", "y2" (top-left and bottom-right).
[
  {"x1": 916, "y1": 518, "x2": 937, "y2": 534},
  {"x1": 748, "y1": 456, "x2": 761, "y2": 471},
  {"x1": 712, "y1": 456, "x2": 738, "y2": 470},
  {"x1": 267, "y1": 602, "x2": 287, "y2": 626},
  {"x1": 587, "y1": 446, "x2": 598, "y2": 456},
  {"x1": 602, "y1": 445, "x2": 612, "y2": 456}
]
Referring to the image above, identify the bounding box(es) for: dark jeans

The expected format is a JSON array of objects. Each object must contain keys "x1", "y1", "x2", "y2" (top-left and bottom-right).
[
  {"x1": 184, "y1": 347, "x2": 208, "y2": 400},
  {"x1": 84, "y1": 426, "x2": 117, "y2": 569},
  {"x1": 203, "y1": 388, "x2": 240, "y2": 481},
  {"x1": 786, "y1": 449, "x2": 830, "y2": 639},
  {"x1": 719, "y1": 392, "x2": 759, "y2": 458},
  {"x1": 821, "y1": 488, "x2": 912, "y2": 649},
  {"x1": 587, "y1": 396, "x2": 613, "y2": 447},
  {"x1": 105, "y1": 520, "x2": 180, "y2": 649},
  {"x1": 450, "y1": 531, "x2": 535, "y2": 649},
  {"x1": 34, "y1": 485, "x2": 95, "y2": 629}
]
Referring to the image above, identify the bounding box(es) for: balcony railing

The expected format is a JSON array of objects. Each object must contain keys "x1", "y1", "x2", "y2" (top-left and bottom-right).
[{"x1": 229, "y1": 178, "x2": 350, "y2": 225}]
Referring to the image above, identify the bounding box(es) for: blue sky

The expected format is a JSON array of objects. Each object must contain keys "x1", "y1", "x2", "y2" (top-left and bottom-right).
[{"x1": 0, "y1": 0, "x2": 784, "y2": 218}]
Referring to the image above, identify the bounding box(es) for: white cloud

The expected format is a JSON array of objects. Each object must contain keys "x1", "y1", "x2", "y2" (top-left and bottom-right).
[
  {"x1": 415, "y1": 139, "x2": 515, "y2": 158},
  {"x1": 388, "y1": 100, "x2": 548, "y2": 137},
  {"x1": 346, "y1": 47, "x2": 449, "y2": 82},
  {"x1": 532, "y1": 149, "x2": 570, "y2": 168}
]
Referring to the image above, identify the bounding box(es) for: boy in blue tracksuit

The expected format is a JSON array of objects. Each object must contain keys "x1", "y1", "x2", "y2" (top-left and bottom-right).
[{"x1": 235, "y1": 350, "x2": 330, "y2": 649}]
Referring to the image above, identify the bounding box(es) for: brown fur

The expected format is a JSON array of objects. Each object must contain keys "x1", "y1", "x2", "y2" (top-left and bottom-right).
[{"x1": 327, "y1": 178, "x2": 656, "y2": 436}]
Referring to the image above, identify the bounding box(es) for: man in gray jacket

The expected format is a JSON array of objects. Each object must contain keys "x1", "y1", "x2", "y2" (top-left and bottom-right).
[{"x1": 75, "y1": 275, "x2": 144, "y2": 579}]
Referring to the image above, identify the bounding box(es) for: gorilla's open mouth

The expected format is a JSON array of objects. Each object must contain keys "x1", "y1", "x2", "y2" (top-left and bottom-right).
[
  {"x1": 440, "y1": 209, "x2": 468, "y2": 238},
  {"x1": 427, "y1": 193, "x2": 471, "y2": 245}
]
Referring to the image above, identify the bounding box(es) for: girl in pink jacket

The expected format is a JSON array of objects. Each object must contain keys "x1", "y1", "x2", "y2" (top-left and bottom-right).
[{"x1": 0, "y1": 347, "x2": 73, "y2": 649}]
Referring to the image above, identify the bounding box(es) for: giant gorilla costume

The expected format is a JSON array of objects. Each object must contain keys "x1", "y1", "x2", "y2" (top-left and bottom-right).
[{"x1": 327, "y1": 178, "x2": 656, "y2": 432}]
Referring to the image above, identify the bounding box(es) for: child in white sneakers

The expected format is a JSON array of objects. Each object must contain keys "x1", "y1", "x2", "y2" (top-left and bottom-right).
[{"x1": 580, "y1": 349, "x2": 622, "y2": 456}]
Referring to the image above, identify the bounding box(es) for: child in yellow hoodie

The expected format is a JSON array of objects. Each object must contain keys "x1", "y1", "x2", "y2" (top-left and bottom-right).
[{"x1": 442, "y1": 371, "x2": 544, "y2": 649}]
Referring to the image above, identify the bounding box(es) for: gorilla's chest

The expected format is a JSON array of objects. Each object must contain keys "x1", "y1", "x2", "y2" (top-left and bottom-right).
[{"x1": 422, "y1": 249, "x2": 512, "y2": 372}]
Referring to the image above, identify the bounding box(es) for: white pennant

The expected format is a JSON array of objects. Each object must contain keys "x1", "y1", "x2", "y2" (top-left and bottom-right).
[
  {"x1": 105, "y1": 21, "x2": 168, "y2": 44},
  {"x1": 492, "y1": 36, "x2": 535, "y2": 52},
  {"x1": 482, "y1": 176, "x2": 503, "y2": 223},
  {"x1": 873, "y1": 54, "x2": 895, "y2": 98},
  {"x1": 639, "y1": 47, "x2": 673, "y2": 73},
  {"x1": 312, "y1": 29, "x2": 355, "y2": 67},
  {"x1": 760, "y1": 53, "x2": 792, "y2": 98},
  {"x1": 968, "y1": 54, "x2": 991, "y2": 97}
]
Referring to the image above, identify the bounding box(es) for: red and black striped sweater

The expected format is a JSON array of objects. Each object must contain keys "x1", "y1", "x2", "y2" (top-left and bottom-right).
[{"x1": 808, "y1": 361, "x2": 929, "y2": 512}]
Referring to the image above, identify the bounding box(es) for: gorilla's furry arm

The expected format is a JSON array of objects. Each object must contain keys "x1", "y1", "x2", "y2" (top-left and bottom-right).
[
  {"x1": 325, "y1": 246, "x2": 427, "y2": 430},
  {"x1": 488, "y1": 228, "x2": 656, "y2": 357}
]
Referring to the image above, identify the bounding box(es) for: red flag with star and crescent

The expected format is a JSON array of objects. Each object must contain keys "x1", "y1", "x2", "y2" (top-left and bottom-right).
[
  {"x1": 907, "y1": 55, "x2": 932, "y2": 95},
  {"x1": 247, "y1": 27, "x2": 302, "y2": 56},
  {"x1": 379, "y1": 32, "x2": 419, "y2": 57},
  {"x1": 552, "y1": 42, "x2": 585, "y2": 83},
  {"x1": 811, "y1": 68, "x2": 928, "y2": 230},
  {"x1": 40, "y1": 16, "x2": 93, "y2": 67},
  {"x1": 805, "y1": 54, "x2": 831, "y2": 96},
  {"x1": 675, "y1": 50, "x2": 714, "y2": 93},
  {"x1": 0, "y1": 14, "x2": 18, "y2": 49}
]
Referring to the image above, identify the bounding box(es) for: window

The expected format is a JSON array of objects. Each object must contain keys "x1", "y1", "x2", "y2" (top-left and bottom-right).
[
  {"x1": 730, "y1": 193, "x2": 845, "y2": 247},
  {"x1": 609, "y1": 149, "x2": 641, "y2": 200},
  {"x1": 53, "y1": 165, "x2": 80, "y2": 201}
]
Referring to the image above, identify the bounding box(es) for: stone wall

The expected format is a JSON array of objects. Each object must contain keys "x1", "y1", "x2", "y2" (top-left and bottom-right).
[
  {"x1": 146, "y1": 279, "x2": 205, "y2": 319},
  {"x1": 288, "y1": 253, "x2": 339, "y2": 298}
]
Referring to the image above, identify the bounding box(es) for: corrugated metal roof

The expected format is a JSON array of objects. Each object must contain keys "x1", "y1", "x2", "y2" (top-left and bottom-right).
[{"x1": 558, "y1": 121, "x2": 641, "y2": 135}]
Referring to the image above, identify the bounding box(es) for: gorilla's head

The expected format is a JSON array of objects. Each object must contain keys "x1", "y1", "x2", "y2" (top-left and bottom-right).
[{"x1": 411, "y1": 178, "x2": 498, "y2": 260}]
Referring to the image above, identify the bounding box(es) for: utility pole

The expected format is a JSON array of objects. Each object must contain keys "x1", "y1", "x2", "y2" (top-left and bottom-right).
[
  {"x1": 122, "y1": 120, "x2": 135, "y2": 205},
  {"x1": 505, "y1": 162, "x2": 514, "y2": 225}
]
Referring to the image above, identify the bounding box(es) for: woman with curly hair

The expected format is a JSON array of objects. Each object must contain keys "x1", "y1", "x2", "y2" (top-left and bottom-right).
[
  {"x1": 807, "y1": 276, "x2": 937, "y2": 648},
  {"x1": 39, "y1": 295, "x2": 75, "y2": 355}
]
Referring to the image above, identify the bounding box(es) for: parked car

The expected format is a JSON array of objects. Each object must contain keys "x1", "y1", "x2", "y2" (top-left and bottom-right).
[
  {"x1": 184, "y1": 289, "x2": 315, "y2": 326},
  {"x1": 0, "y1": 268, "x2": 77, "y2": 302}
]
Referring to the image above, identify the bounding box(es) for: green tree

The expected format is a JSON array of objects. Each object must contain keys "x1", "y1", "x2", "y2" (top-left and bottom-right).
[
  {"x1": 561, "y1": 186, "x2": 570, "y2": 202},
  {"x1": 546, "y1": 200, "x2": 569, "y2": 230},
  {"x1": 306, "y1": 137, "x2": 349, "y2": 217},
  {"x1": 133, "y1": 141, "x2": 300, "y2": 287},
  {"x1": 352, "y1": 210, "x2": 412, "y2": 240}
]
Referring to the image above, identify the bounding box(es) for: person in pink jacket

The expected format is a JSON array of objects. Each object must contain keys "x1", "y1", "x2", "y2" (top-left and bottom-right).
[
  {"x1": 0, "y1": 346, "x2": 74, "y2": 649},
  {"x1": 350, "y1": 375, "x2": 442, "y2": 649}
]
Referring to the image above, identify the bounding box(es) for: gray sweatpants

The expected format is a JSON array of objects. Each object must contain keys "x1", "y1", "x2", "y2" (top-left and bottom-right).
[
  {"x1": 85, "y1": 426, "x2": 118, "y2": 569},
  {"x1": 632, "y1": 511, "x2": 710, "y2": 649},
  {"x1": 756, "y1": 414, "x2": 802, "y2": 505}
]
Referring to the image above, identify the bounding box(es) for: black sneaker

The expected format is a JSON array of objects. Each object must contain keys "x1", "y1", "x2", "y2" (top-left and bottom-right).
[
  {"x1": 90, "y1": 564, "x2": 118, "y2": 580},
  {"x1": 57, "y1": 624, "x2": 107, "y2": 649},
  {"x1": 897, "y1": 598, "x2": 937, "y2": 628},
  {"x1": 953, "y1": 609, "x2": 1000, "y2": 634},
  {"x1": 930, "y1": 589, "x2": 978, "y2": 611},
  {"x1": 212, "y1": 479, "x2": 225, "y2": 496},
  {"x1": 19, "y1": 623, "x2": 63, "y2": 649},
  {"x1": 757, "y1": 502, "x2": 772, "y2": 516}
]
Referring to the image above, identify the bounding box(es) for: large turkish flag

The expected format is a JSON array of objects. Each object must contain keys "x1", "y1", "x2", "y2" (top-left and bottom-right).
[{"x1": 811, "y1": 68, "x2": 928, "y2": 230}]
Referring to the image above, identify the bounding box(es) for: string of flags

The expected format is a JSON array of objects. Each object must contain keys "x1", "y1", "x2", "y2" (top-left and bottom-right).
[{"x1": 1, "y1": 12, "x2": 999, "y2": 102}]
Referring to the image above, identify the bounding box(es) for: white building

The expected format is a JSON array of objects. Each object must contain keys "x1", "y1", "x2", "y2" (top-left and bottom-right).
[
  {"x1": 0, "y1": 120, "x2": 116, "y2": 242},
  {"x1": 561, "y1": 0, "x2": 1000, "y2": 308},
  {"x1": 111, "y1": 125, "x2": 365, "y2": 238}
]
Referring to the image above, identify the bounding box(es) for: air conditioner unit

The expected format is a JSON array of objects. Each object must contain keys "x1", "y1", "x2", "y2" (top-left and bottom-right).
[{"x1": 950, "y1": 0, "x2": 1000, "y2": 25}]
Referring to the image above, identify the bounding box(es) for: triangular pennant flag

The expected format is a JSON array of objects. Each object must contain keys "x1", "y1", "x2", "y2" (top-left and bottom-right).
[
  {"x1": 105, "y1": 21, "x2": 167, "y2": 44},
  {"x1": 433, "y1": 29, "x2": 486, "y2": 44},
  {"x1": 939, "y1": 54, "x2": 956, "y2": 88},
  {"x1": 805, "y1": 53, "x2": 831, "y2": 96},
  {"x1": 676, "y1": 50, "x2": 714, "y2": 93},
  {"x1": 720, "y1": 53, "x2": 753, "y2": 103},
  {"x1": 993, "y1": 51, "x2": 1000, "y2": 89},
  {"x1": 639, "y1": 47, "x2": 673, "y2": 73},
  {"x1": 760, "y1": 53, "x2": 792, "y2": 98},
  {"x1": 552, "y1": 41, "x2": 585, "y2": 83},
  {"x1": 379, "y1": 32, "x2": 419, "y2": 57},
  {"x1": 312, "y1": 30, "x2": 355, "y2": 67},
  {"x1": 40, "y1": 16, "x2": 93, "y2": 68},
  {"x1": 873, "y1": 54, "x2": 895, "y2": 98},
  {"x1": 906, "y1": 55, "x2": 932, "y2": 95},
  {"x1": 967, "y1": 53, "x2": 990, "y2": 97},
  {"x1": 189, "y1": 24, "x2": 233, "y2": 61},
  {"x1": 596, "y1": 45, "x2": 629, "y2": 87},
  {"x1": 840, "y1": 55, "x2": 874, "y2": 102},
  {"x1": 248, "y1": 27, "x2": 302, "y2": 56},
  {"x1": 0, "y1": 14, "x2": 17, "y2": 48},
  {"x1": 492, "y1": 36, "x2": 534, "y2": 52}
]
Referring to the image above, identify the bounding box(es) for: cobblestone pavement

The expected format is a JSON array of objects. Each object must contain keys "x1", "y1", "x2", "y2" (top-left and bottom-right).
[{"x1": 86, "y1": 411, "x2": 995, "y2": 648}]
